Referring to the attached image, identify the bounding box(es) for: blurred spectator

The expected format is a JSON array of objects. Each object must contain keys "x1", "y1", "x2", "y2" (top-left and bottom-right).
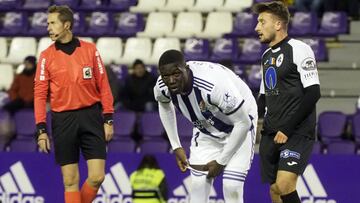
[
  {"x1": 295, "y1": 0, "x2": 324, "y2": 15},
  {"x1": 120, "y1": 59, "x2": 157, "y2": 112},
  {"x1": 3, "y1": 56, "x2": 36, "y2": 115},
  {"x1": 130, "y1": 154, "x2": 167, "y2": 203},
  {"x1": 105, "y1": 65, "x2": 121, "y2": 106}
]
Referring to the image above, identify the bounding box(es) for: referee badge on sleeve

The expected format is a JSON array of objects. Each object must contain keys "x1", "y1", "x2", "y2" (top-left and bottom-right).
[{"x1": 83, "y1": 67, "x2": 92, "y2": 79}]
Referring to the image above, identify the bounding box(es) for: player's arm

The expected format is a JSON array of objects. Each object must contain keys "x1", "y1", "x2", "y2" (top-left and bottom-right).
[
  {"x1": 34, "y1": 52, "x2": 50, "y2": 153},
  {"x1": 279, "y1": 44, "x2": 321, "y2": 138},
  {"x1": 93, "y1": 46, "x2": 114, "y2": 141},
  {"x1": 210, "y1": 83, "x2": 253, "y2": 166}
]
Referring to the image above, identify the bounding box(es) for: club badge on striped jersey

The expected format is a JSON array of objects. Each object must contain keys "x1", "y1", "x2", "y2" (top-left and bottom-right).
[{"x1": 83, "y1": 67, "x2": 92, "y2": 79}]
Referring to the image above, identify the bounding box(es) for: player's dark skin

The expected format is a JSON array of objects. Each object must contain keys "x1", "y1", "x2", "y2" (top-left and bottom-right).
[{"x1": 159, "y1": 61, "x2": 225, "y2": 179}]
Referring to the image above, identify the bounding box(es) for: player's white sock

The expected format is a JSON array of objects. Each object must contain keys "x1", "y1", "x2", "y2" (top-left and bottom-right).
[
  {"x1": 223, "y1": 178, "x2": 245, "y2": 203},
  {"x1": 189, "y1": 171, "x2": 213, "y2": 203}
]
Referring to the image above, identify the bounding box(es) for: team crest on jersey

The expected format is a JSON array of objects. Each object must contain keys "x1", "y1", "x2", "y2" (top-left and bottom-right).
[
  {"x1": 276, "y1": 53, "x2": 284, "y2": 67},
  {"x1": 83, "y1": 67, "x2": 92, "y2": 79},
  {"x1": 223, "y1": 93, "x2": 237, "y2": 113},
  {"x1": 301, "y1": 57, "x2": 317, "y2": 71}
]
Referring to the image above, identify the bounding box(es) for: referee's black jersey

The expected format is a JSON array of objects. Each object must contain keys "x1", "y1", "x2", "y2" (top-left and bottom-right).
[{"x1": 260, "y1": 37, "x2": 320, "y2": 138}]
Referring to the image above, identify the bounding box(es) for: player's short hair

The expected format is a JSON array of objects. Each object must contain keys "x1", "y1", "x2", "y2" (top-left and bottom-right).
[
  {"x1": 158, "y1": 49, "x2": 185, "y2": 68},
  {"x1": 48, "y1": 5, "x2": 74, "y2": 30},
  {"x1": 252, "y1": 1, "x2": 290, "y2": 26}
]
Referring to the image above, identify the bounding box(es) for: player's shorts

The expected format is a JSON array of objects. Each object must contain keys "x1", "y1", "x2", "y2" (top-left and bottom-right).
[
  {"x1": 259, "y1": 132, "x2": 314, "y2": 184},
  {"x1": 189, "y1": 115, "x2": 257, "y2": 179},
  {"x1": 51, "y1": 103, "x2": 106, "y2": 166}
]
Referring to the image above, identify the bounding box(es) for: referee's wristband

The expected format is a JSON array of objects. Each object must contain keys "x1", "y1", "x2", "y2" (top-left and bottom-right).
[
  {"x1": 103, "y1": 113, "x2": 113, "y2": 124},
  {"x1": 36, "y1": 122, "x2": 47, "y2": 138}
]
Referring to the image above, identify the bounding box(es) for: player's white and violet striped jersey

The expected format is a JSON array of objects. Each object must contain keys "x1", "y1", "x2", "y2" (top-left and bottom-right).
[{"x1": 154, "y1": 61, "x2": 257, "y2": 138}]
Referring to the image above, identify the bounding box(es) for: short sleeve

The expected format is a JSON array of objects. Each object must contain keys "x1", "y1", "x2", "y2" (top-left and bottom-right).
[
  {"x1": 259, "y1": 65, "x2": 265, "y2": 94},
  {"x1": 294, "y1": 44, "x2": 320, "y2": 88},
  {"x1": 154, "y1": 78, "x2": 171, "y2": 103}
]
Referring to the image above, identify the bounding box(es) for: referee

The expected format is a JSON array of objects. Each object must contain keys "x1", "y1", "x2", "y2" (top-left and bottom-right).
[
  {"x1": 253, "y1": 2, "x2": 321, "y2": 203},
  {"x1": 34, "y1": 5, "x2": 114, "y2": 203}
]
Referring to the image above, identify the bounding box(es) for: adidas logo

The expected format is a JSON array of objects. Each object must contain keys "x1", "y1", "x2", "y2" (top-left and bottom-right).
[
  {"x1": 94, "y1": 162, "x2": 133, "y2": 203},
  {"x1": 297, "y1": 164, "x2": 336, "y2": 203},
  {"x1": 169, "y1": 175, "x2": 224, "y2": 203},
  {"x1": 0, "y1": 161, "x2": 44, "y2": 203}
]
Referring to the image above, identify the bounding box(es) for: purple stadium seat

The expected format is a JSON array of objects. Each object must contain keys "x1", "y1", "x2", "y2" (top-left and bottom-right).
[
  {"x1": 28, "y1": 12, "x2": 48, "y2": 36},
  {"x1": 318, "y1": 111, "x2": 347, "y2": 143},
  {"x1": 115, "y1": 12, "x2": 144, "y2": 38},
  {"x1": 72, "y1": 12, "x2": 86, "y2": 36},
  {"x1": 108, "y1": 139, "x2": 136, "y2": 153},
  {"x1": 184, "y1": 38, "x2": 210, "y2": 61},
  {"x1": 247, "y1": 65, "x2": 262, "y2": 92},
  {"x1": 139, "y1": 140, "x2": 169, "y2": 153},
  {"x1": 176, "y1": 114, "x2": 193, "y2": 140},
  {"x1": 210, "y1": 38, "x2": 239, "y2": 62},
  {"x1": 0, "y1": 139, "x2": 6, "y2": 151},
  {"x1": 138, "y1": 112, "x2": 164, "y2": 138},
  {"x1": 14, "y1": 109, "x2": 36, "y2": 139},
  {"x1": 352, "y1": 113, "x2": 360, "y2": 143},
  {"x1": 238, "y1": 39, "x2": 265, "y2": 64},
  {"x1": 0, "y1": 0, "x2": 22, "y2": 10},
  {"x1": 113, "y1": 111, "x2": 136, "y2": 139},
  {"x1": 87, "y1": 12, "x2": 114, "y2": 36},
  {"x1": 302, "y1": 38, "x2": 327, "y2": 62},
  {"x1": 0, "y1": 12, "x2": 27, "y2": 35},
  {"x1": 312, "y1": 141, "x2": 323, "y2": 154},
  {"x1": 109, "y1": 64, "x2": 129, "y2": 81},
  {"x1": 225, "y1": 12, "x2": 257, "y2": 38},
  {"x1": 53, "y1": 0, "x2": 80, "y2": 8},
  {"x1": 145, "y1": 65, "x2": 159, "y2": 77},
  {"x1": 109, "y1": 0, "x2": 135, "y2": 11},
  {"x1": 9, "y1": 139, "x2": 37, "y2": 152},
  {"x1": 326, "y1": 141, "x2": 356, "y2": 155},
  {"x1": 232, "y1": 63, "x2": 247, "y2": 80},
  {"x1": 79, "y1": 0, "x2": 107, "y2": 10},
  {"x1": 317, "y1": 12, "x2": 348, "y2": 37},
  {"x1": 289, "y1": 12, "x2": 318, "y2": 37},
  {"x1": 23, "y1": 0, "x2": 50, "y2": 9}
]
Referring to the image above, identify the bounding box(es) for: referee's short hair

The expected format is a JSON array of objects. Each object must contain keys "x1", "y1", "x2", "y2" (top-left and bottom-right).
[
  {"x1": 158, "y1": 50, "x2": 185, "y2": 68},
  {"x1": 48, "y1": 5, "x2": 74, "y2": 30},
  {"x1": 252, "y1": 1, "x2": 290, "y2": 27}
]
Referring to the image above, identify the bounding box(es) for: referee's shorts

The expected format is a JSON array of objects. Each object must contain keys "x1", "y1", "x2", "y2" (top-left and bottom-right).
[{"x1": 51, "y1": 103, "x2": 106, "y2": 166}]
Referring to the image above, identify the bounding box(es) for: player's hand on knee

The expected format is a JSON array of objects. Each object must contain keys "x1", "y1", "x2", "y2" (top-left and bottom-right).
[
  {"x1": 204, "y1": 160, "x2": 225, "y2": 179},
  {"x1": 174, "y1": 147, "x2": 188, "y2": 172},
  {"x1": 274, "y1": 131, "x2": 288, "y2": 144},
  {"x1": 37, "y1": 133, "x2": 51, "y2": 153},
  {"x1": 104, "y1": 123, "x2": 114, "y2": 141}
]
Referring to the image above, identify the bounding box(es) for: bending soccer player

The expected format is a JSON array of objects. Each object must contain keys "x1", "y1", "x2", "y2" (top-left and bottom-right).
[{"x1": 154, "y1": 50, "x2": 258, "y2": 203}]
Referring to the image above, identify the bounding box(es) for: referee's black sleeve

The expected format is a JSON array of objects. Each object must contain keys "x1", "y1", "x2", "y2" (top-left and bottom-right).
[{"x1": 280, "y1": 85, "x2": 321, "y2": 137}]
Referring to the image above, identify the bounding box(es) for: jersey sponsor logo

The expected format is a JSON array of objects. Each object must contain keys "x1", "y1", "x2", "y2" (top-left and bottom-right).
[
  {"x1": 95, "y1": 162, "x2": 133, "y2": 203},
  {"x1": 39, "y1": 58, "x2": 46, "y2": 81},
  {"x1": 223, "y1": 93, "x2": 238, "y2": 113},
  {"x1": 301, "y1": 57, "x2": 317, "y2": 71},
  {"x1": 264, "y1": 66, "x2": 277, "y2": 90},
  {"x1": 83, "y1": 67, "x2": 93, "y2": 79},
  {"x1": 95, "y1": 51, "x2": 104, "y2": 74},
  {"x1": 297, "y1": 164, "x2": 337, "y2": 203},
  {"x1": 280, "y1": 149, "x2": 301, "y2": 159},
  {"x1": 169, "y1": 175, "x2": 224, "y2": 203},
  {"x1": 0, "y1": 162, "x2": 45, "y2": 203},
  {"x1": 276, "y1": 53, "x2": 284, "y2": 67}
]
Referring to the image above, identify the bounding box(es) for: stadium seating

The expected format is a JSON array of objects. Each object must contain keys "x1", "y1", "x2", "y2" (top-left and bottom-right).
[
  {"x1": 87, "y1": 12, "x2": 115, "y2": 36},
  {"x1": 23, "y1": 0, "x2": 50, "y2": 10},
  {"x1": 167, "y1": 12, "x2": 203, "y2": 39},
  {"x1": 113, "y1": 111, "x2": 136, "y2": 139},
  {"x1": 0, "y1": 12, "x2": 28, "y2": 36},
  {"x1": 115, "y1": 12, "x2": 144, "y2": 38},
  {"x1": 238, "y1": 38, "x2": 265, "y2": 64},
  {"x1": 108, "y1": 139, "x2": 136, "y2": 153},
  {"x1": 2, "y1": 37, "x2": 37, "y2": 64},
  {"x1": 14, "y1": 109, "x2": 36, "y2": 139},
  {"x1": 0, "y1": 64, "x2": 14, "y2": 91},
  {"x1": 318, "y1": 111, "x2": 347, "y2": 143},
  {"x1": 138, "y1": 112, "x2": 164, "y2": 139},
  {"x1": 326, "y1": 141, "x2": 356, "y2": 155},
  {"x1": 121, "y1": 37, "x2": 152, "y2": 65},
  {"x1": 9, "y1": 139, "x2": 37, "y2": 152},
  {"x1": 148, "y1": 38, "x2": 181, "y2": 64},
  {"x1": 189, "y1": 0, "x2": 224, "y2": 13},
  {"x1": 0, "y1": 0, "x2": 22, "y2": 10},
  {"x1": 210, "y1": 38, "x2": 239, "y2": 62},
  {"x1": 318, "y1": 12, "x2": 348, "y2": 37},
  {"x1": 176, "y1": 114, "x2": 193, "y2": 140},
  {"x1": 159, "y1": 0, "x2": 194, "y2": 12},
  {"x1": 196, "y1": 12, "x2": 232, "y2": 39},
  {"x1": 109, "y1": 64, "x2": 129, "y2": 80},
  {"x1": 139, "y1": 140, "x2": 169, "y2": 153},
  {"x1": 247, "y1": 65, "x2": 262, "y2": 92},
  {"x1": 352, "y1": 113, "x2": 360, "y2": 143},
  {"x1": 53, "y1": 0, "x2": 80, "y2": 9},
  {"x1": 28, "y1": 12, "x2": 48, "y2": 36},
  {"x1": 218, "y1": 0, "x2": 253, "y2": 12},
  {"x1": 130, "y1": 0, "x2": 166, "y2": 13},
  {"x1": 137, "y1": 12, "x2": 174, "y2": 38},
  {"x1": 225, "y1": 12, "x2": 257, "y2": 38},
  {"x1": 312, "y1": 141, "x2": 323, "y2": 154},
  {"x1": 183, "y1": 38, "x2": 210, "y2": 61},
  {"x1": 0, "y1": 37, "x2": 8, "y2": 62},
  {"x1": 289, "y1": 12, "x2": 318, "y2": 37},
  {"x1": 72, "y1": 12, "x2": 86, "y2": 36},
  {"x1": 108, "y1": 0, "x2": 135, "y2": 11},
  {"x1": 96, "y1": 37, "x2": 123, "y2": 65},
  {"x1": 37, "y1": 37, "x2": 53, "y2": 58},
  {"x1": 79, "y1": 0, "x2": 107, "y2": 10}
]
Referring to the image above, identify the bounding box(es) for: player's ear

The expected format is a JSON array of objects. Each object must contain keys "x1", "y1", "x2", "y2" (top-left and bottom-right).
[{"x1": 64, "y1": 21, "x2": 70, "y2": 30}]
